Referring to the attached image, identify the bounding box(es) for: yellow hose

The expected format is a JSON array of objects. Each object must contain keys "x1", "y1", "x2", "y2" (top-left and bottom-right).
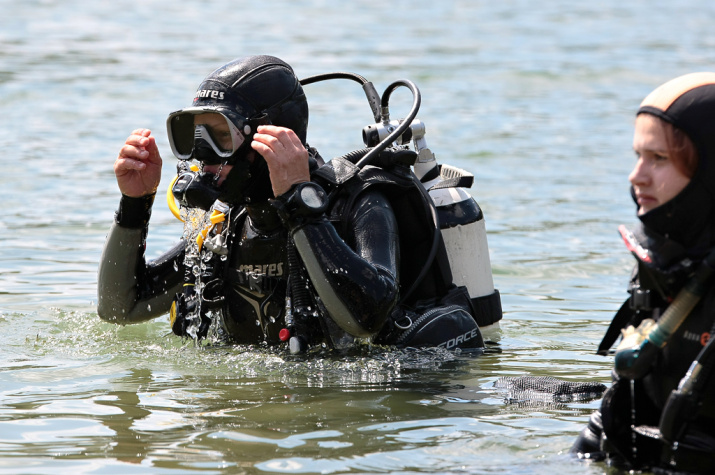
[
  {"x1": 166, "y1": 165, "x2": 200, "y2": 222},
  {"x1": 167, "y1": 175, "x2": 183, "y2": 222}
]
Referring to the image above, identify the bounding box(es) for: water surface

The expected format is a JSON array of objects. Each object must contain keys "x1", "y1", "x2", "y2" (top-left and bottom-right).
[{"x1": 2, "y1": 1, "x2": 714, "y2": 473}]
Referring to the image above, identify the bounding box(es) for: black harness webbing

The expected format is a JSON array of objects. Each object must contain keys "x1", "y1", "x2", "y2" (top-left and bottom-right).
[{"x1": 597, "y1": 299, "x2": 636, "y2": 356}]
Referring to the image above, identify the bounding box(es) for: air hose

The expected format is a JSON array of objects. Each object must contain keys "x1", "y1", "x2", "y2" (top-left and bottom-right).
[
  {"x1": 299, "y1": 71, "x2": 381, "y2": 122},
  {"x1": 355, "y1": 80, "x2": 421, "y2": 169},
  {"x1": 614, "y1": 248, "x2": 715, "y2": 380},
  {"x1": 299, "y1": 73, "x2": 422, "y2": 170}
]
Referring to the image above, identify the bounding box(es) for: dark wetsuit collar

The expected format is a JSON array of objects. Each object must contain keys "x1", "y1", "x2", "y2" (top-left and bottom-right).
[{"x1": 634, "y1": 180, "x2": 715, "y2": 262}]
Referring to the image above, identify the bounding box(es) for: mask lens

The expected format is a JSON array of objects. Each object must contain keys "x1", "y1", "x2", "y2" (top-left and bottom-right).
[
  {"x1": 167, "y1": 109, "x2": 249, "y2": 162},
  {"x1": 168, "y1": 113, "x2": 196, "y2": 159},
  {"x1": 194, "y1": 119, "x2": 244, "y2": 158}
]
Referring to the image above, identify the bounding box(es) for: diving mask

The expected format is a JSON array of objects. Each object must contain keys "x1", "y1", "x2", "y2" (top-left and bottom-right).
[{"x1": 167, "y1": 108, "x2": 269, "y2": 164}]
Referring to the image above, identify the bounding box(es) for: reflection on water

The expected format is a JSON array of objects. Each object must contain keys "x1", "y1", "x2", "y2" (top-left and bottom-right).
[
  {"x1": 0, "y1": 310, "x2": 601, "y2": 473},
  {"x1": 2, "y1": 0, "x2": 714, "y2": 473}
]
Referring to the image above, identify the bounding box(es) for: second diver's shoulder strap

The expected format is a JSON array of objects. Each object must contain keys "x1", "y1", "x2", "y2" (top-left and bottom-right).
[{"x1": 597, "y1": 299, "x2": 636, "y2": 356}]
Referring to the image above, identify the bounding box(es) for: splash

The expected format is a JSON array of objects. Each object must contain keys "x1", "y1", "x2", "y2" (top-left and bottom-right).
[{"x1": 177, "y1": 202, "x2": 231, "y2": 343}]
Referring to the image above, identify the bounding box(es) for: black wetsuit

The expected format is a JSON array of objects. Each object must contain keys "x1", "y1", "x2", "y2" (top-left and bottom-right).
[
  {"x1": 572, "y1": 223, "x2": 715, "y2": 472},
  {"x1": 572, "y1": 73, "x2": 715, "y2": 474},
  {"x1": 97, "y1": 179, "x2": 400, "y2": 347}
]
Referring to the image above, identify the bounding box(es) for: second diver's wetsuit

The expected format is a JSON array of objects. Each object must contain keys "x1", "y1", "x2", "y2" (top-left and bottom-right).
[
  {"x1": 571, "y1": 223, "x2": 715, "y2": 472},
  {"x1": 572, "y1": 72, "x2": 715, "y2": 473}
]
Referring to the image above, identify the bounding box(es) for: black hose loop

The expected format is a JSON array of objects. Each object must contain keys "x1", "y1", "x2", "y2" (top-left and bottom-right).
[
  {"x1": 299, "y1": 72, "x2": 368, "y2": 86},
  {"x1": 356, "y1": 80, "x2": 421, "y2": 169}
]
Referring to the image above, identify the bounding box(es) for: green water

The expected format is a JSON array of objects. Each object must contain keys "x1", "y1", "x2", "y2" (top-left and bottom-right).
[{"x1": 2, "y1": 0, "x2": 714, "y2": 473}]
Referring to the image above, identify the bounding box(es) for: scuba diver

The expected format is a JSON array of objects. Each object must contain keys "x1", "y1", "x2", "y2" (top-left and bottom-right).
[
  {"x1": 97, "y1": 55, "x2": 502, "y2": 353},
  {"x1": 572, "y1": 73, "x2": 715, "y2": 473}
]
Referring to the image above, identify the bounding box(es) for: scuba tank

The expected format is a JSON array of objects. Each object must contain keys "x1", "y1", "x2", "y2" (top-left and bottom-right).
[
  {"x1": 418, "y1": 135, "x2": 499, "y2": 322},
  {"x1": 356, "y1": 78, "x2": 501, "y2": 329}
]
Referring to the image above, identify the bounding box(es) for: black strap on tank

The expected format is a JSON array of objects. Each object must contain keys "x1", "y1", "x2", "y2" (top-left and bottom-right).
[{"x1": 597, "y1": 299, "x2": 636, "y2": 355}]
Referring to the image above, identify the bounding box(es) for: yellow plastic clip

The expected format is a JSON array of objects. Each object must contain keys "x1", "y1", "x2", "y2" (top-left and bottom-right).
[
  {"x1": 196, "y1": 227, "x2": 209, "y2": 251},
  {"x1": 210, "y1": 209, "x2": 226, "y2": 224},
  {"x1": 169, "y1": 300, "x2": 177, "y2": 327}
]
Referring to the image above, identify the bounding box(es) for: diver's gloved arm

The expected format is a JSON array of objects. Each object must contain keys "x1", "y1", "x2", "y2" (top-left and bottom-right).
[
  {"x1": 279, "y1": 188, "x2": 399, "y2": 337},
  {"x1": 97, "y1": 194, "x2": 183, "y2": 324}
]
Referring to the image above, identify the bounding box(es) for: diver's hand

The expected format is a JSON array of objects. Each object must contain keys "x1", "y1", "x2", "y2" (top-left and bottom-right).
[
  {"x1": 114, "y1": 129, "x2": 163, "y2": 198},
  {"x1": 252, "y1": 125, "x2": 310, "y2": 197}
]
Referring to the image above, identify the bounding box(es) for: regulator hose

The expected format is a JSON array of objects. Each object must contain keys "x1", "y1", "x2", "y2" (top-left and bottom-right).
[
  {"x1": 299, "y1": 74, "x2": 422, "y2": 170},
  {"x1": 167, "y1": 174, "x2": 183, "y2": 221},
  {"x1": 356, "y1": 80, "x2": 421, "y2": 169},
  {"x1": 300, "y1": 72, "x2": 381, "y2": 123},
  {"x1": 614, "y1": 248, "x2": 715, "y2": 380}
]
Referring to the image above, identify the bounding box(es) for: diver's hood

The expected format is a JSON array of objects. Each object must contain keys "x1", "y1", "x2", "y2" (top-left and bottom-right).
[
  {"x1": 635, "y1": 72, "x2": 715, "y2": 258},
  {"x1": 190, "y1": 55, "x2": 309, "y2": 143}
]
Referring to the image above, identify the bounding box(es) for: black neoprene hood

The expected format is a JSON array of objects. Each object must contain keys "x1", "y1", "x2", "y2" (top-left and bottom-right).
[
  {"x1": 635, "y1": 72, "x2": 715, "y2": 254},
  {"x1": 191, "y1": 55, "x2": 309, "y2": 143},
  {"x1": 637, "y1": 72, "x2": 715, "y2": 200}
]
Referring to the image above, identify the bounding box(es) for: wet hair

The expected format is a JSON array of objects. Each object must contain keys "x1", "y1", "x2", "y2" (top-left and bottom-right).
[{"x1": 638, "y1": 113, "x2": 699, "y2": 179}]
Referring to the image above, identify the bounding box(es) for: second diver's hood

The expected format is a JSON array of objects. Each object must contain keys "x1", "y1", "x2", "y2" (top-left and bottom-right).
[{"x1": 634, "y1": 72, "x2": 715, "y2": 261}]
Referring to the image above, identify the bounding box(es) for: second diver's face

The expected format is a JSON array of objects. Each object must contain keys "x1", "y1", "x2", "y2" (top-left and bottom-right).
[{"x1": 629, "y1": 114, "x2": 691, "y2": 215}]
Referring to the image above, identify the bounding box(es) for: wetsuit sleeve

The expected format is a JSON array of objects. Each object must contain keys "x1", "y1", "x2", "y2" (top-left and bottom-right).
[
  {"x1": 97, "y1": 194, "x2": 184, "y2": 324},
  {"x1": 290, "y1": 189, "x2": 399, "y2": 337}
]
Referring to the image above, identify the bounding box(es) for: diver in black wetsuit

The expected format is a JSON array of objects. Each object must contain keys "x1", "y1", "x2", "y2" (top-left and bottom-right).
[
  {"x1": 97, "y1": 55, "x2": 490, "y2": 352},
  {"x1": 572, "y1": 73, "x2": 715, "y2": 473}
]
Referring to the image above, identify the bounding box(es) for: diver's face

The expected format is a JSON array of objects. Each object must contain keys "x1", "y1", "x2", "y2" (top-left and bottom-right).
[
  {"x1": 201, "y1": 163, "x2": 233, "y2": 187},
  {"x1": 194, "y1": 113, "x2": 234, "y2": 151},
  {"x1": 630, "y1": 114, "x2": 691, "y2": 215},
  {"x1": 193, "y1": 113, "x2": 235, "y2": 186}
]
